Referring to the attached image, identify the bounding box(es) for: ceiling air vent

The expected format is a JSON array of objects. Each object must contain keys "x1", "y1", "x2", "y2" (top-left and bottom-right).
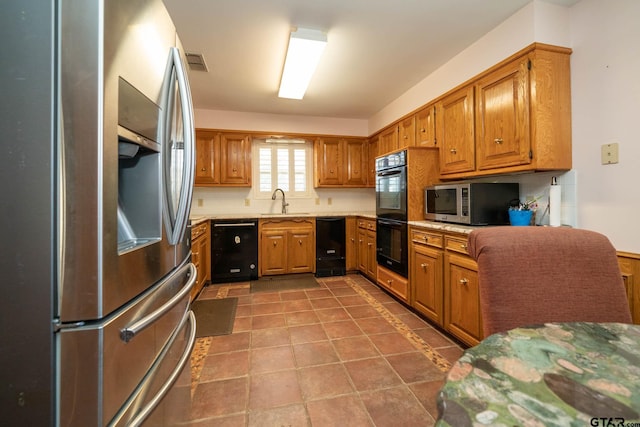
[{"x1": 185, "y1": 52, "x2": 208, "y2": 72}]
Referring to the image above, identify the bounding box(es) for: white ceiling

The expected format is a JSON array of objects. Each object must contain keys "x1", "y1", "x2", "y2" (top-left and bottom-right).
[{"x1": 163, "y1": 0, "x2": 578, "y2": 120}]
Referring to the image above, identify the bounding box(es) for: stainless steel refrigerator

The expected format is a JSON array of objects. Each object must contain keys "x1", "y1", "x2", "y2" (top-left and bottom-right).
[{"x1": 1, "y1": 0, "x2": 197, "y2": 425}]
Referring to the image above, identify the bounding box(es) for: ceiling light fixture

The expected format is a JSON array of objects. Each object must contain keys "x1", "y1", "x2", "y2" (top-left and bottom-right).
[{"x1": 278, "y1": 27, "x2": 327, "y2": 100}]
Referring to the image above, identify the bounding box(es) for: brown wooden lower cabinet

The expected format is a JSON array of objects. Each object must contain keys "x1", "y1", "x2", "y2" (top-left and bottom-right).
[
  {"x1": 258, "y1": 218, "x2": 315, "y2": 276},
  {"x1": 618, "y1": 252, "x2": 640, "y2": 324},
  {"x1": 190, "y1": 221, "x2": 210, "y2": 301},
  {"x1": 356, "y1": 218, "x2": 377, "y2": 281},
  {"x1": 409, "y1": 227, "x2": 444, "y2": 326},
  {"x1": 377, "y1": 265, "x2": 409, "y2": 303}
]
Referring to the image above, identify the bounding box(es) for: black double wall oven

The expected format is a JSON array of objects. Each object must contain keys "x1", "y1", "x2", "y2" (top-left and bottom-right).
[{"x1": 376, "y1": 150, "x2": 408, "y2": 277}]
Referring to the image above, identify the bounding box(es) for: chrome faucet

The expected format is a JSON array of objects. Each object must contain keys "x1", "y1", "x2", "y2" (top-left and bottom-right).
[{"x1": 271, "y1": 188, "x2": 289, "y2": 214}]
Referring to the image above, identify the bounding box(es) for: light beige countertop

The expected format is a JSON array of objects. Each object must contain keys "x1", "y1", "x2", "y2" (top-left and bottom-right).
[
  {"x1": 190, "y1": 211, "x2": 376, "y2": 225},
  {"x1": 408, "y1": 220, "x2": 480, "y2": 235}
]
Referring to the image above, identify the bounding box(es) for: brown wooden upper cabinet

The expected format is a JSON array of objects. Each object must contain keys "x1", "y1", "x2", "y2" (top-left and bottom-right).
[
  {"x1": 195, "y1": 130, "x2": 252, "y2": 187},
  {"x1": 415, "y1": 104, "x2": 437, "y2": 148},
  {"x1": 314, "y1": 137, "x2": 368, "y2": 187},
  {"x1": 436, "y1": 85, "x2": 476, "y2": 175},
  {"x1": 398, "y1": 116, "x2": 416, "y2": 148},
  {"x1": 437, "y1": 43, "x2": 572, "y2": 179}
]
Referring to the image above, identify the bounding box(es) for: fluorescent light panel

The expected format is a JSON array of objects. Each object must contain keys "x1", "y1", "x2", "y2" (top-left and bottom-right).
[{"x1": 278, "y1": 28, "x2": 327, "y2": 100}]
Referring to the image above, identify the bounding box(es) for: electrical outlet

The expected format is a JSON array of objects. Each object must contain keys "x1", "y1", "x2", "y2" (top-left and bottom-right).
[
  {"x1": 328, "y1": 197, "x2": 332, "y2": 205},
  {"x1": 244, "y1": 198, "x2": 250, "y2": 207},
  {"x1": 315, "y1": 198, "x2": 320, "y2": 205},
  {"x1": 197, "y1": 198, "x2": 203, "y2": 207},
  {"x1": 601, "y1": 143, "x2": 619, "y2": 164}
]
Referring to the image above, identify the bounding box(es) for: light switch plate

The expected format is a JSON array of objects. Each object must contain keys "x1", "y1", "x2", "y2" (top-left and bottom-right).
[{"x1": 601, "y1": 143, "x2": 619, "y2": 164}]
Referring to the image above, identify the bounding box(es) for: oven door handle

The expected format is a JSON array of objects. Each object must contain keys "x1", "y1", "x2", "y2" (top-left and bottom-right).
[
  {"x1": 376, "y1": 170, "x2": 403, "y2": 177},
  {"x1": 377, "y1": 218, "x2": 404, "y2": 227}
]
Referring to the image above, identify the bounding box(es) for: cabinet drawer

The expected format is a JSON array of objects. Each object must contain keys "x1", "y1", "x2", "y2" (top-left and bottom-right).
[
  {"x1": 445, "y1": 235, "x2": 470, "y2": 255},
  {"x1": 192, "y1": 222, "x2": 208, "y2": 240},
  {"x1": 377, "y1": 266, "x2": 408, "y2": 301},
  {"x1": 410, "y1": 228, "x2": 443, "y2": 248},
  {"x1": 357, "y1": 218, "x2": 376, "y2": 231}
]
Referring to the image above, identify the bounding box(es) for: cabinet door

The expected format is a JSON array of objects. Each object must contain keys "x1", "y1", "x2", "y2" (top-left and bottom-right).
[
  {"x1": 415, "y1": 105, "x2": 436, "y2": 147},
  {"x1": 379, "y1": 126, "x2": 398, "y2": 156},
  {"x1": 357, "y1": 227, "x2": 368, "y2": 273},
  {"x1": 344, "y1": 139, "x2": 367, "y2": 186},
  {"x1": 445, "y1": 253, "x2": 482, "y2": 346},
  {"x1": 367, "y1": 137, "x2": 378, "y2": 188},
  {"x1": 194, "y1": 130, "x2": 219, "y2": 185},
  {"x1": 398, "y1": 116, "x2": 415, "y2": 149},
  {"x1": 412, "y1": 245, "x2": 443, "y2": 325},
  {"x1": 220, "y1": 133, "x2": 251, "y2": 185},
  {"x1": 366, "y1": 229, "x2": 377, "y2": 279},
  {"x1": 437, "y1": 86, "x2": 475, "y2": 175},
  {"x1": 476, "y1": 57, "x2": 531, "y2": 170},
  {"x1": 288, "y1": 228, "x2": 315, "y2": 274},
  {"x1": 260, "y1": 230, "x2": 287, "y2": 275},
  {"x1": 345, "y1": 217, "x2": 358, "y2": 271},
  {"x1": 315, "y1": 137, "x2": 343, "y2": 186}
]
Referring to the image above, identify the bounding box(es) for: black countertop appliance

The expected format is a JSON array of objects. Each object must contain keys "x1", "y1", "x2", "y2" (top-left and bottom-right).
[
  {"x1": 211, "y1": 218, "x2": 258, "y2": 283},
  {"x1": 315, "y1": 217, "x2": 346, "y2": 277}
]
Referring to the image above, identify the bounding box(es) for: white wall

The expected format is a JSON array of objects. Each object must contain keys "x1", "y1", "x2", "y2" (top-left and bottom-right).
[{"x1": 569, "y1": 0, "x2": 640, "y2": 252}]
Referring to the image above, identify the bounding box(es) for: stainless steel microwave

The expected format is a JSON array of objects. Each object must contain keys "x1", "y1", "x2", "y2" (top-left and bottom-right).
[{"x1": 424, "y1": 182, "x2": 519, "y2": 225}]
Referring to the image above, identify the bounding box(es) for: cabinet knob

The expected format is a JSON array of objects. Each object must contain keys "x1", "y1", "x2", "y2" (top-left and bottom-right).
[
  {"x1": 460, "y1": 244, "x2": 468, "y2": 250},
  {"x1": 273, "y1": 241, "x2": 277, "y2": 246},
  {"x1": 298, "y1": 240, "x2": 302, "y2": 245},
  {"x1": 232, "y1": 168, "x2": 237, "y2": 172},
  {"x1": 423, "y1": 236, "x2": 429, "y2": 241},
  {"x1": 420, "y1": 263, "x2": 427, "y2": 269},
  {"x1": 368, "y1": 243, "x2": 372, "y2": 247},
  {"x1": 351, "y1": 238, "x2": 355, "y2": 242},
  {"x1": 403, "y1": 135, "x2": 408, "y2": 139},
  {"x1": 201, "y1": 167, "x2": 206, "y2": 171},
  {"x1": 450, "y1": 148, "x2": 457, "y2": 154},
  {"x1": 387, "y1": 279, "x2": 393, "y2": 285},
  {"x1": 420, "y1": 128, "x2": 426, "y2": 133},
  {"x1": 459, "y1": 278, "x2": 469, "y2": 285},
  {"x1": 494, "y1": 138, "x2": 504, "y2": 144}
]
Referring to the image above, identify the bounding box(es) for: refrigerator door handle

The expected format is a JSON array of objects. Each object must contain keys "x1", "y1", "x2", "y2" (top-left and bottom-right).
[
  {"x1": 120, "y1": 263, "x2": 196, "y2": 343},
  {"x1": 127, "y1": 310, "x2": 196, "y2": 427},
  {"x1": 162, "y1": 47, "x2": 195, "y2": 246}
]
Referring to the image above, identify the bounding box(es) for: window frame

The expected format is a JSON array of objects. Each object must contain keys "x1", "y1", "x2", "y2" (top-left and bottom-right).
[{"x1": 252, "y1": 139, "x2": 313, "y2": 199}]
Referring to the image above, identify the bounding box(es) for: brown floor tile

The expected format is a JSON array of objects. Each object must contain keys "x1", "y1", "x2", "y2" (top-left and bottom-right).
[
  {"x1": 285, "y1": 310, "x2": 320, "y2": 326},
  {"x1": 436, "y1": 345, "x2": 465, "y2": 364},
  {"x1": 185, "y1": 413, "x2": 247, "y2": 427},
  {"x1": 395, "y1": 312, "x2": 431, "y2": 329},
  {"x1": 345, "y1": 305, "x2": 381, "y2": 319},
  {"x1": 332, "y1": 336, "x2": 379, "y2": 361},
  {"x1": 234, "y1": 304, "x2": 252, "y2": 317},
  {"x1": 336, "y1": 294, "x2": 368, "y2": 306},
  {"x1": 200, "y1": 350, "x2": 249, "y2": 382},
  {"x1": 251, "y1": 292, "x2": 282, "y2": 304},
  {"x1": 282, "y1": 298, "x2": 313, "y2": 312},
  {"x1": 232, "y1": 316, "x2": 251, "y2": 332},
  {"x1": 252, "y1": 301, "x2": 284, "y2": 315},
  {"x1": 306, "y1": 394, "x2": 372, "y2": 427},
  {"x1": 329, "y1": 286, "x2": 358, "y2": 296},
  {"x1": 279, "y1": 290, "x2": 309, "y2": 301},
  {"x1": 251, "y1": 313, "x2": 286, "y2": 330},
  {"x1": 414, "y1": 327, "x2": 456, "y2": 348},
  {"x1": 250, "y1": 345, "x2": 295, "y2": 374},
  {"x1": 289, "y1": 323, "x2": 328, "y2": 344},
  {"x1": 355, "y1": 317, "x2": 397, "y2": 334},
  {"x1": 368, "y1": 332, "x2": 417, "y2": 355},
  {"x1": 207, "y1": 332, "x2": 250, "y2": 355},
  {"x1": 304, "y1": 288, "x2": 333, "y2": 299},
  {"x1": 360, "y1": 385, "x2": 434, "y2": 427},
  {"x1": 409, "y1": 379, "x2": 446, "y2": 418},
  {"x1": 385, "y1": 352, "x2": 445, "y2": 384},
  {"x1": 251, "y1": 327, "x2": 290, "y2": 348},
  {"x1": 247, "y1": 404, "x2": 310, "y2": 427},
  {"x1": 344, "y1": 357, "x2": 403, "y2": 391},
  {"x1": 315, "y1": 307, "x2": 350, "y2": 322},
  {"x1": 293, "y1": 341, "x2": 339, "y2": 367},
  {"x1": 298, "y1": 363, "x2": 355, "y2": 400},
  {"x1": 322, "y1": 319, "x2": 364, "y2": 339},
  {"x1": 248, "y1": 370, "x2": 303, "y2": 411},
  {"x1": 309, "y1": 297, "x2": 342, "y2": 309},
  {"x1": 191, "y1": 377, "x2": 248, "y2": 419}
]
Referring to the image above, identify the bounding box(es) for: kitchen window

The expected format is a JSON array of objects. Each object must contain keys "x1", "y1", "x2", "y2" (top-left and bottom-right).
[{"x1": 253, "y1": 139, "x2": 312, "y2": 197}]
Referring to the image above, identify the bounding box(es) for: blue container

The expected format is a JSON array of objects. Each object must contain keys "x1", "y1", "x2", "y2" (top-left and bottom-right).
[{"x1": 509, "y1": 209, "x2": 533, "y2": 226}]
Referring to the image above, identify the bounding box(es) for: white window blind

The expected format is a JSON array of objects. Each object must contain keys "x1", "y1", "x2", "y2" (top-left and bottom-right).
[{"x1": 254, "y1": 140, "x2": 311, "y2": 197}]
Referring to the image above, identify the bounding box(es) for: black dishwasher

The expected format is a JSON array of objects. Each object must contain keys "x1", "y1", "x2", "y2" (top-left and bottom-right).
[
  {"x1": 315, "y1": 217, "x2": 346, "y2": 277},
  {"x1": 210, "y1": 218, "x2": 258, "y2": 283}
]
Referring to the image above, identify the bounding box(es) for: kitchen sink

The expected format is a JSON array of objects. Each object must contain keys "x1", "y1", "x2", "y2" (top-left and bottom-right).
[{"x1": 260, "y1": 212, "x2": 311, "y2": 216}]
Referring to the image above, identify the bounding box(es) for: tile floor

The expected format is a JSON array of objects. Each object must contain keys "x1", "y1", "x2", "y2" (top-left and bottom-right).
[{"x1": 183, "y1": 273, "x2": 464, "y2": 426}]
